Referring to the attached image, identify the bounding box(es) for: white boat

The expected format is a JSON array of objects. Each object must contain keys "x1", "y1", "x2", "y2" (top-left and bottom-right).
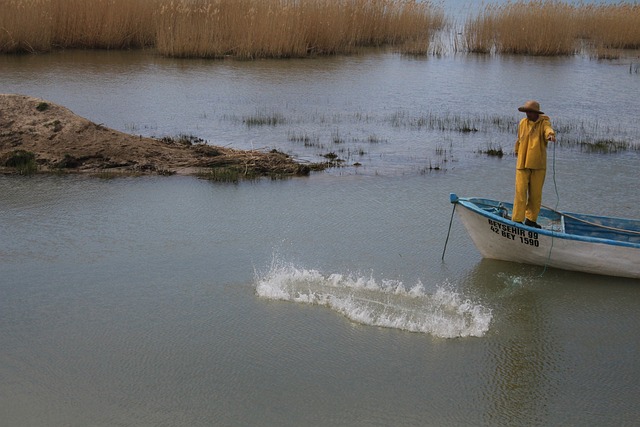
[{"x1": 448, "y1": 193, "x2": 640, "y2": 279}]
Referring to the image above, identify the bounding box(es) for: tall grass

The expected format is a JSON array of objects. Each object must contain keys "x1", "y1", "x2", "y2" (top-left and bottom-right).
[
  {"x1": 0, "y1": 0, "x2": 157, "y2": 53},
  {"x1": 463, "y1": 5, "x2": 498, "y2": 54},
  {"x1": 51, "y1": 0, "x2": 156, "y2": 49},
  {"x1": 576, "y1": 3, "x2": 640, "y2": 50},
  {"x1": 1, "y1": 0, "x2": 53, "y2": 53},
  {"x1": 155, "y1": 0, "x2": 309, "y2": 58},
  {"x1": 2, "y1": 0, "x2": 639, "y2": 57},
  {"x1": 154, "y1": 0, "x2": 445, "y2": 58},
  {"x1": 464, "y1": 1, "x2": 577, "y2": 55},
  {"x1": 1, "y1": 0, "x2": 443, "y2": 57},
  {"x1": 464, "y1": 1, "x2": 640, "y2": 56}
]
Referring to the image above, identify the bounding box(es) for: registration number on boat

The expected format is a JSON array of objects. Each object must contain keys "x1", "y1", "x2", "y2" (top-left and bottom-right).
[{"x1": 488, "y1": 219, "x2": 539, "y2": 247}]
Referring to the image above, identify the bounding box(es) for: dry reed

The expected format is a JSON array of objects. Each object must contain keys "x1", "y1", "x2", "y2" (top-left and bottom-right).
[
  {"x1": 51, "y1": 0, "x2": 157, "y2": 49},
  {"x1": 155, "y1": 0, "x2": 310, "y2": 58},
  {"x1": 0, "y1": 0, "x2": 157, "y2": 53},
  {"x1": 3, "y1": 0, "x2": 640, "y2": 58},
  {"x1": 1, "y1": 0, "x2": 53, "y2": 53},
  {"x1": 155, "y1": 0, "x2": 445, "y2": 58},
  {"x1": 463, "y1": 5, "x2": 498, "y2": 54},
  {"x1": 1, "y1": 0, "x2": 443, "y2": 57},
  {"x1": 576, "y1": 3, "x2": 640, "y2": 50},
  {"x1": 463, "y1": 1, "x2": 640, "y2": 56},
  {"x1": 464, "y1": 1, "x2": 577, "y2": 55}
]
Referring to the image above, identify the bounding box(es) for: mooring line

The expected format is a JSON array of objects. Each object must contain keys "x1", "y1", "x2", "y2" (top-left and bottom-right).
[
  {"x1": 442, "y1": 203, "x2": 456, "y2": 261},
  {"x1": 539, "y1": 138, "x2": 559, "y2": 277}
]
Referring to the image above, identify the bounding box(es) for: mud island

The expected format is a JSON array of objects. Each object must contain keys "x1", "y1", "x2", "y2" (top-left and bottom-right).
[{"x1": 0, "y1": 94, "x2": 327, "y2": 179}]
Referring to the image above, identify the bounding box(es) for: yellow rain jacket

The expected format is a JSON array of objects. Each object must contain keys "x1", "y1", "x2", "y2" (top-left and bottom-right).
[{"x1": 514, "y1": 115, "x2": 555, "y2": 170}]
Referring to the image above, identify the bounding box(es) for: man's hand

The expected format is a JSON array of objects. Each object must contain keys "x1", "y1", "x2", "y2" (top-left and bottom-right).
[{"x1": 548, "y1": 134, "x2": 556, "y2": 142}]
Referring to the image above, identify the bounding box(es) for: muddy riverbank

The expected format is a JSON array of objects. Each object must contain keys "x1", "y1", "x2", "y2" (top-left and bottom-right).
[{"x1": 0, "y1": 94, "x2": 321, "y2": 178}]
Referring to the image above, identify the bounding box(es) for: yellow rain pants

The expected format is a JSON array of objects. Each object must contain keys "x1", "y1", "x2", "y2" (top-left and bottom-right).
[
  {"x1": 512, "y1": 115, "x2": 555, "y2": 223},
  {"x1": 513, "y1": 168, "x2": 546, "y2": 223}
]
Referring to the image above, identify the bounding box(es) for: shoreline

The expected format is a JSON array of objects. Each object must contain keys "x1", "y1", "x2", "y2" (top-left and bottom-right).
[{"x1": 0, "y1": 94, "x2": 326, "y2": 179}]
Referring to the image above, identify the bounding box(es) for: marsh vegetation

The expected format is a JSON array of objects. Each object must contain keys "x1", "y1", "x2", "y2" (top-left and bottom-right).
[
  {"x1": 3, "y1": 3, "x2": 639, "y2": 179},
  {"x1": 1, "y1": 150, "x2": 38, "y2": 175},
  {"x1": 232, "y1": 104, "x2": 640, "y2": 172},
  {"x1": 222, "y1": 105, "x2": 640, "y2": 175},
  {"x1": 0, "y1": 0, "x2": 444, "y2": 57},
  {"x1": 2, "y1": 1, "x2": 639, "y2": 58},
  {"x1": 462, "y1": 1, "x2": 640, "y2": 56}
]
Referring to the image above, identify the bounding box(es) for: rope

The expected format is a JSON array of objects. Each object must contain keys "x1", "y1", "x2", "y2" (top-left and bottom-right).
[
  {"x1": 539, "y1": 138, "x2": 559, "y2": 276},
  {"x1": 442, "y1": 203, "x2": 456, "y2": 261}
]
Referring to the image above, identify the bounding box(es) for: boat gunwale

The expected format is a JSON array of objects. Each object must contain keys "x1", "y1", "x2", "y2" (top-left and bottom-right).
[{"x1": 451, "y1": 194, "x2": 640, "y2": 250}]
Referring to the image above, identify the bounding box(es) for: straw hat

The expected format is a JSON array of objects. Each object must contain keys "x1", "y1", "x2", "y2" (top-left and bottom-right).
[{"x1": 518, "y1": 100, "x2": 544, "y2": 114}]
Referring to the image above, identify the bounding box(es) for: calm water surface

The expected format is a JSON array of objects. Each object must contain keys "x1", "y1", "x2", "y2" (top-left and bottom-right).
[{"x1": 1, "y1": 42, "x2": 640, "y2": 426}]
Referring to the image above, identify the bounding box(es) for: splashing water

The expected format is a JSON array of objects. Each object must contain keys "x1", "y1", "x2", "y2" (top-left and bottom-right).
[{"x1": 255, "y1": 259, "x2": 492, "y2": 339}]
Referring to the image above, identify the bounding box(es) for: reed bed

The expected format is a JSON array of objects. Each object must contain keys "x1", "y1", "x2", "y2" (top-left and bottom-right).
[
  {"x1": 2, "y1": 0, "x2": 639, "y2": 57},
  {"x1": 464, "y1": 1, "x2": 577, "y2": 55},
  {"x1": 463, "y1": 1, "x2": 640, "y2": 56},
  {"x1": 0, "y1": 0, "x2": 157, "y2": 53},
  {"x1": 1, "y1": 0, "x2": 443, "y2": 57},
  {"x1": 154, "y1": 0, "x2": 444, "y2": 58},
  {"x1": 51, "y1": 0, "x2": 157, "y2": 49},
  {"x1": 463, "y1": 6, "x2": 498, "y2": 54},
  {"x1": 1, "y1": 0, "x2": 53, "y2": 53},
  {"x1": 576, "y1": 3, "x2": 640, "y2": 50}
]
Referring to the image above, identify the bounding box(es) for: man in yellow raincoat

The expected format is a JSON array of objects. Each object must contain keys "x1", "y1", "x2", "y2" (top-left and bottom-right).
[{"x1": 512, "y1": 100, "x2": 556, "y2": 228}]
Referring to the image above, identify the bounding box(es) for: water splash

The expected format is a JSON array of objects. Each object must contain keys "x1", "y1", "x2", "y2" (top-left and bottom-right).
[
  {"x1": 494, "y1": 272, "x2": 541, "y2": 297},
  {"x1": 255, "y1": 258, "x2": 492, "y2": 339}
]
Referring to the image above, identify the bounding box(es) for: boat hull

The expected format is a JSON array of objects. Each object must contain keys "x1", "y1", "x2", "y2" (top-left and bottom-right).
[{"x1": 452, "y1": 195, "x2": 640, "y2": 279}]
